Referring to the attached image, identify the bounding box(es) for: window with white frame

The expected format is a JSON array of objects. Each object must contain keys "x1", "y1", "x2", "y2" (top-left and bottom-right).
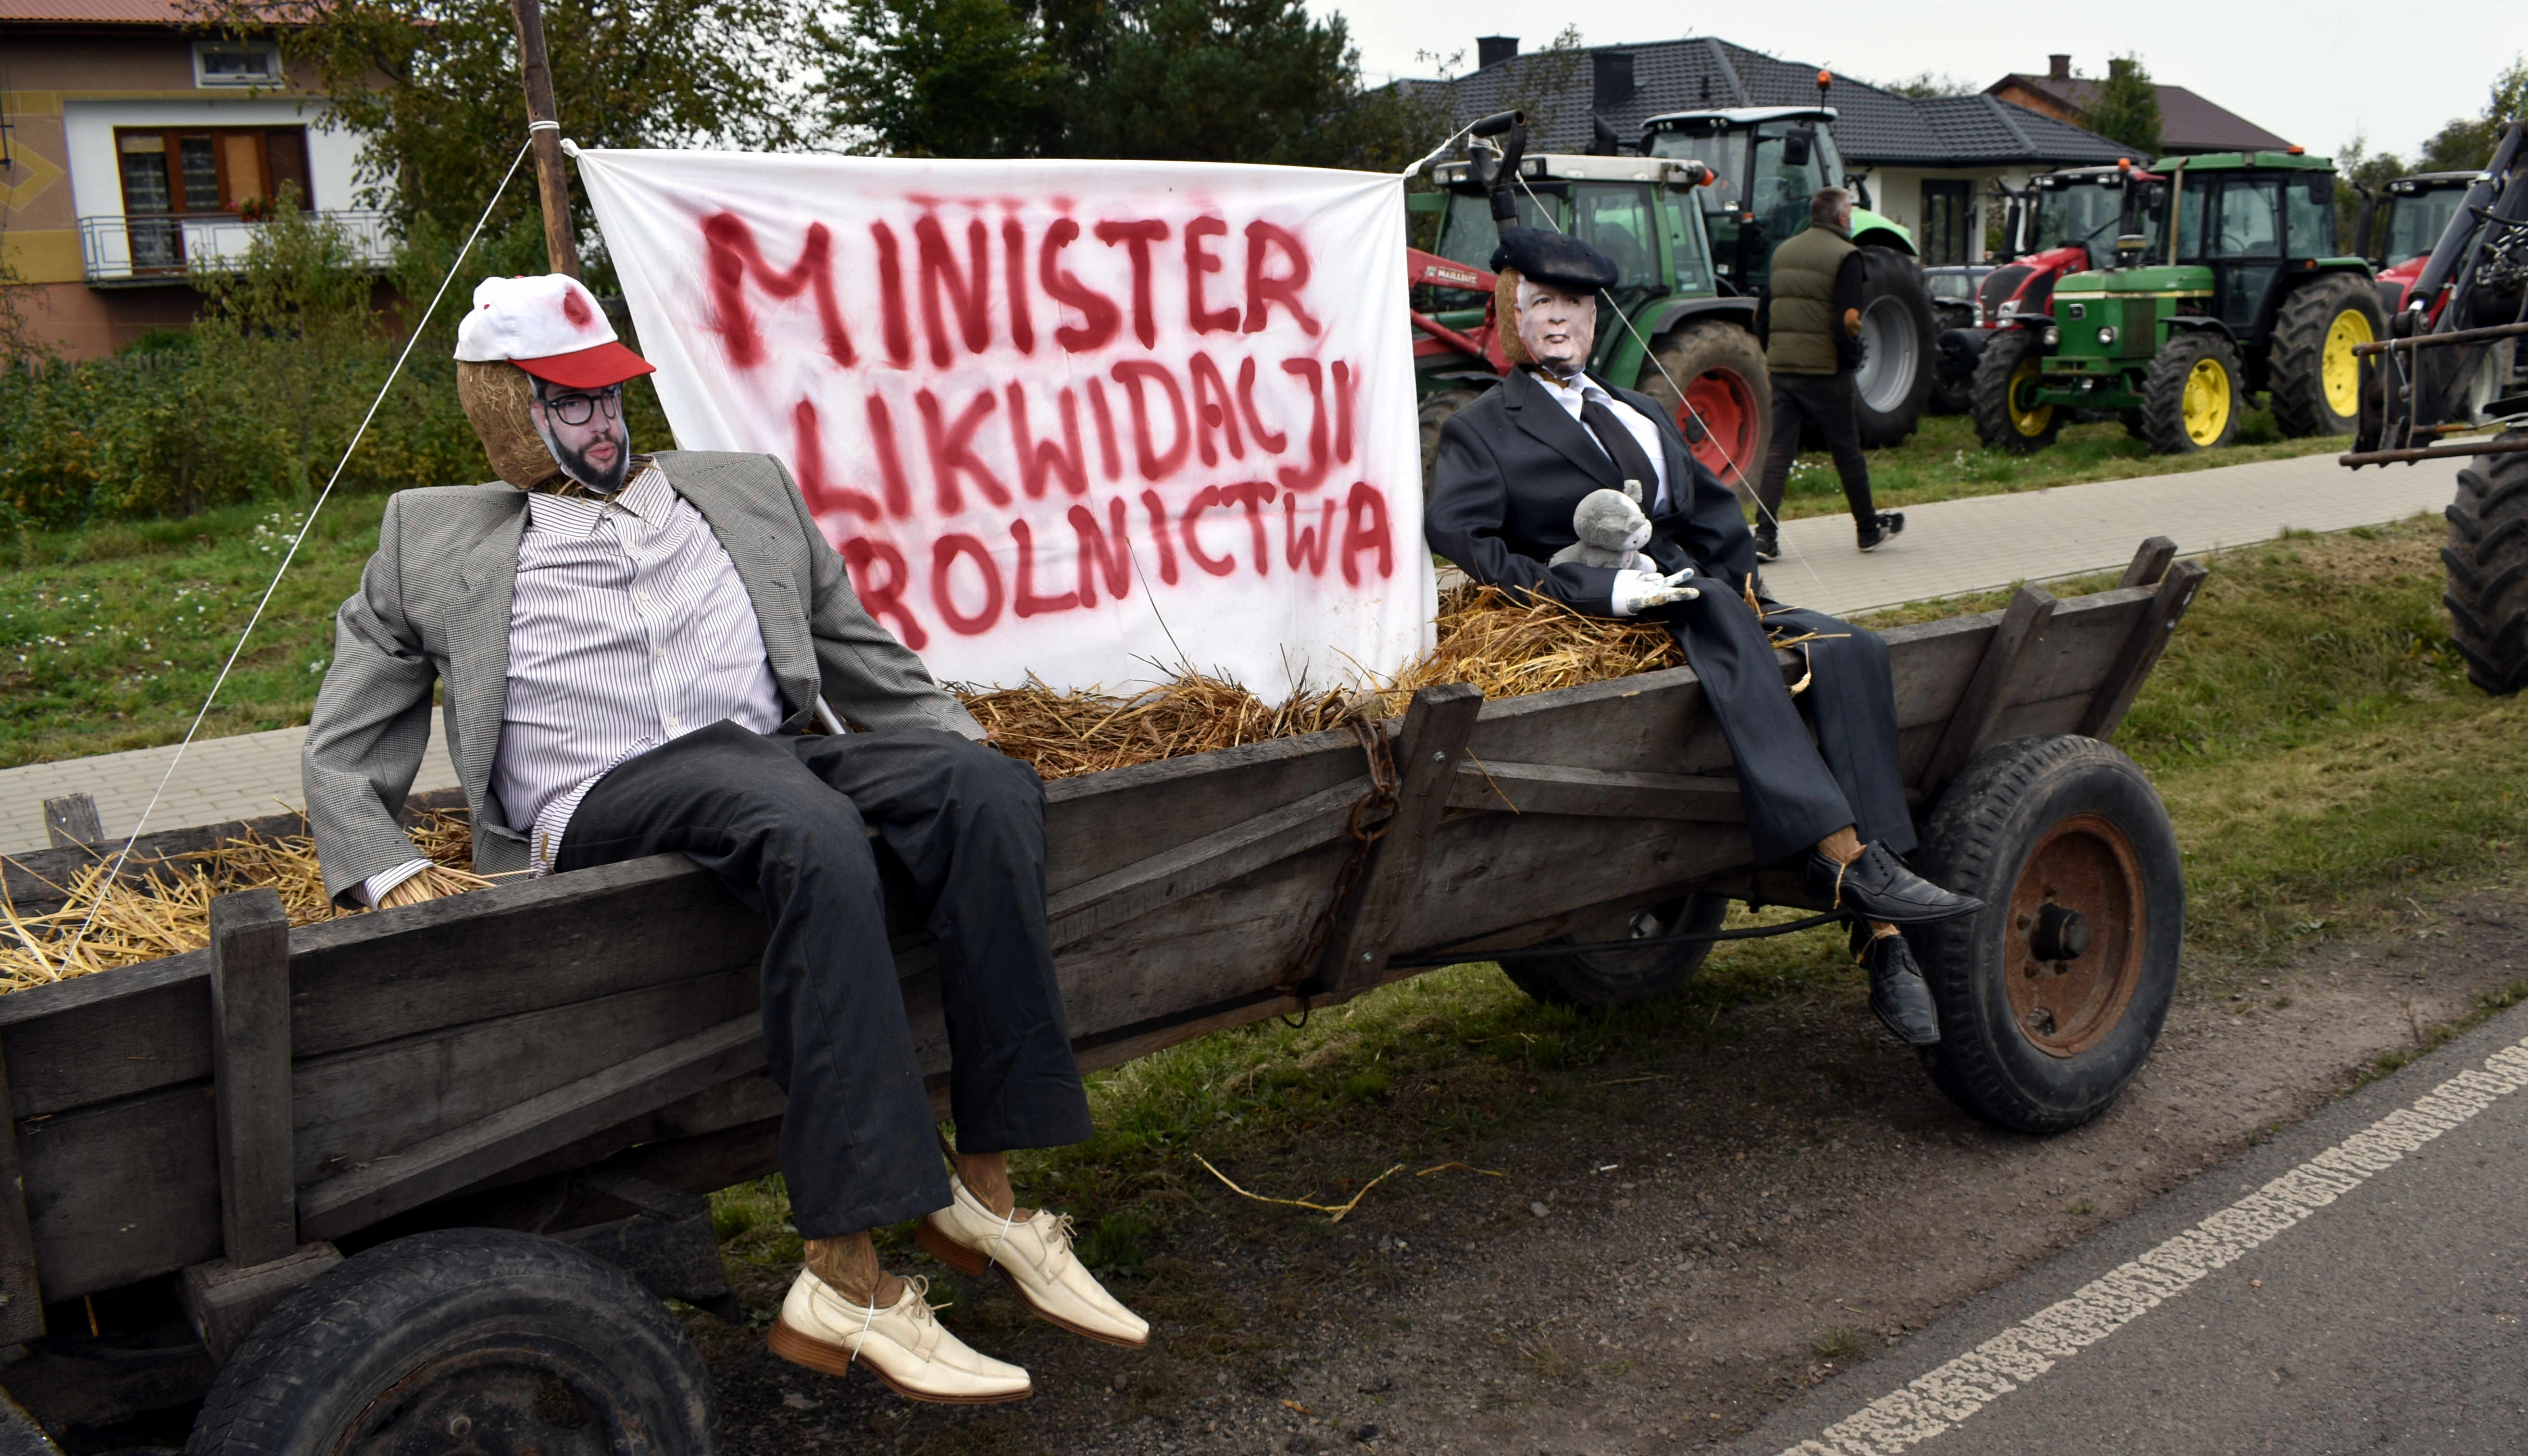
[{"x1": 192, "y1": 41, "x2": 283, "y2": 89}]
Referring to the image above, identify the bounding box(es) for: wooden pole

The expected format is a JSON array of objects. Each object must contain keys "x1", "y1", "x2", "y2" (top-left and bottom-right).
[{"x1": 509, "y1": 0, "x2": 581, "y2": 278}]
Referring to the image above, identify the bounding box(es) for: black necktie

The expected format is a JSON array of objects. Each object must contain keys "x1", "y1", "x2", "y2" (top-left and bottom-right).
[{"x1": 1578, "y1": 396, "x2": 1665, "y2": 515}]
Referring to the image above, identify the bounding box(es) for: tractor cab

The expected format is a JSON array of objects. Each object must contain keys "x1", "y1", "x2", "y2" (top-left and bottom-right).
[
  {"x1": 2362, "y1": 172, "x2": 2479, "y2": 314},
  {"x1": 1975, "y1": 151, "x2": 2380, "y2": 456},
  {"x1": 1939, "y1": 163, "x2": 2165, "y2": 398},
  {"x1": 1637, "y1": 104, "x2": 1938, "y2": 447}
]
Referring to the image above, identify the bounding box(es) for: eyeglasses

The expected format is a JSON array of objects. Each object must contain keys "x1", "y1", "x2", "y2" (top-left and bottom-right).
[{"x1": 538, "y1": 386, "x2": 622, "y2": 427}]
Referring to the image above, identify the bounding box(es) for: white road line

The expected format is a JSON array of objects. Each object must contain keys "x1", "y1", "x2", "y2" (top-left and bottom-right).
[{"x1": 1777, "y1": 1032, "x2": 2528, "y2": 1456}]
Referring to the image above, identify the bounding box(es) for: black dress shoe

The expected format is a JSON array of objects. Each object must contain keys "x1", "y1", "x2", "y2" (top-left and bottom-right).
[
  {"x1": 1753, "y1": 530, "x2": 1781, "y2": 563},
  {"x1": 1805, "y1": 841, "x2": 1983, "y2": 924},
  {"x1": 1857, "y1": 511, "x2": 1905, "y2": 552},
  {"x1": 1853, "y1": 926, "x2": 1941, "y2": 1045}
]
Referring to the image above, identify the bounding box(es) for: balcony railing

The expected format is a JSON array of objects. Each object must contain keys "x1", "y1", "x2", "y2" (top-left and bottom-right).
[{"x1": 77, "y1": 211, "x2": 397, "y2": 285}]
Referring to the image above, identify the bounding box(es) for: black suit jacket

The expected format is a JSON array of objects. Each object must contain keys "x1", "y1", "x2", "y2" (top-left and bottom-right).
[{"x1": 1425, "y1": 366, "x2": 1759, "y2": 611}]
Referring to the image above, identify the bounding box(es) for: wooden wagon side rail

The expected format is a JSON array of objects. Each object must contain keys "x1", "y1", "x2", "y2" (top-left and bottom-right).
[{"x1": 0, "y1": 541, "x2": 2207, "y2": 1307}]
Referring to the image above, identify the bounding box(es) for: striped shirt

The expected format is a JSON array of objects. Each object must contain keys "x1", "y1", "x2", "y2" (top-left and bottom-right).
[{"x1": 363, "y1": 463, "x2": 784, "y2": 903}]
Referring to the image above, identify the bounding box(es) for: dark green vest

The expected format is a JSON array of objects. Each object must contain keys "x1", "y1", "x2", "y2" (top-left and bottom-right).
[{"x1": 1765, "y1": 224, "x2": 1855, "y2": 375}]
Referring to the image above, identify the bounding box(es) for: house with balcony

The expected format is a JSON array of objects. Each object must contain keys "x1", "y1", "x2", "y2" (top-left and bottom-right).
[{"x1": 0, "y1": 0, "x2": 389, "y2": 358}]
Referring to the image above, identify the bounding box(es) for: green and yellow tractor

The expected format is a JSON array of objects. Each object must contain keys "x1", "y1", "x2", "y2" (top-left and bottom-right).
[{"x1": 1972, "y1": 150, "x2": 2383, "y2": 454}]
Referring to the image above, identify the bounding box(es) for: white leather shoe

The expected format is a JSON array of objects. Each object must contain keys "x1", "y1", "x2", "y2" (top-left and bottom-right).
[
  {"x1": 766, "y1": 1269, "x2": 1032, "y2": 1404},
  {"x1": 917, "y1": 1176, "x2": 1151, "y2": 1349}
]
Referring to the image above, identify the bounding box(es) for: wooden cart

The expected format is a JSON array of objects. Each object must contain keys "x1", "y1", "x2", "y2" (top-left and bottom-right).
[{"x1": 0, "y1": 543, "x2": 2203, "y2": 1455}]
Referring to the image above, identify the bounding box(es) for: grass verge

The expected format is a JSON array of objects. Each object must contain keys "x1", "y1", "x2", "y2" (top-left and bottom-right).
[{"x1": 1768, "y1": 409, "x2": 2342, "y2": 523}]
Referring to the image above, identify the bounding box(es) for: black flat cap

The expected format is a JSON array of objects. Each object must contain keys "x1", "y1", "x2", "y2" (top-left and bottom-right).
[{"x1": 1489, "y1": 227, "x2": 1617, "y2": 291}]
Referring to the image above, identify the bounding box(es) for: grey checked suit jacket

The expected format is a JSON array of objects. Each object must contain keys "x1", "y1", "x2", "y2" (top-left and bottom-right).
[{"x1": 301, "y1": 451, "x2": 983, "y2": 906}]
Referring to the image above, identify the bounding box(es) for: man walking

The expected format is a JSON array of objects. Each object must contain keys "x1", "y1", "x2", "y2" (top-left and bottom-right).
[{"x1": 1753, "y1": 187, "x2": 1904, "y2": 561}]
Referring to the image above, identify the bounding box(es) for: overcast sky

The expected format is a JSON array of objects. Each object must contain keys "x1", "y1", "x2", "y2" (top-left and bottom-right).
[{"x1": 1325, "y1": 0, "x2": 2528, "y2": 164}]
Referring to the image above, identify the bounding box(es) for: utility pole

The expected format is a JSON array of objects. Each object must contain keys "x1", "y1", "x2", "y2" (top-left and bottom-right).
[{"x1": 509, "y1": 0, "x2": 581, "y2": 278}]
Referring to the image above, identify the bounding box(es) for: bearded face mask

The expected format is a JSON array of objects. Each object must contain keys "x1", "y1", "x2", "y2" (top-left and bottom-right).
[{"x1": 529, "y1": 379, "x2": 634, "y2": 496}]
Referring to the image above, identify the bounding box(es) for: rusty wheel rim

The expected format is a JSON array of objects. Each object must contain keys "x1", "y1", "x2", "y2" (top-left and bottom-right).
[{"x1": 2005, "y1": 813, "x2": 2145, "y2": 1058}]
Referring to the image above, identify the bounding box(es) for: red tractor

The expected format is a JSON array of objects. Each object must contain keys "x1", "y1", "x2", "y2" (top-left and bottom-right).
[
  {"x1": 2361, "y1": 171, "x2": 2489, "y2": 316},
  {"x1": 1937, "y1": 161, "x2": 2167, "y2": 437}
]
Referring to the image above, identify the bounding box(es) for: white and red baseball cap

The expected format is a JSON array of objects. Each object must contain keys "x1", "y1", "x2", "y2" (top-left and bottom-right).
[{"x1": 452, "y1": 274, "x2": 656, "y2": 390}]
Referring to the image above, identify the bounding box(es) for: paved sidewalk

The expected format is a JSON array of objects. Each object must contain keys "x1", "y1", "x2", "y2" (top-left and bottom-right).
[{"x1": 0, "y1": 452, "x2": 2465, "y2": 856}]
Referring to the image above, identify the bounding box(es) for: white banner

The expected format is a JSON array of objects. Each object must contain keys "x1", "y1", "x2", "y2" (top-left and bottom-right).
[{"x1": 575, "y1": 148, "x2": 1433, "y2": 696}]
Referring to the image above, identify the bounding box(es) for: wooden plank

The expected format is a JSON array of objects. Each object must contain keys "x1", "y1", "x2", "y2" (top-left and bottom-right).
[
  {"x1": 0, "y1": 951, "x2": 210, "y2": 1120},
  {"x1": 209, "y1": 890, "x2": 296, "y2": 1269},
  {"x1": 0, "y1": 1049, "x2": 48, "y2": 1344},
  {"x1": 40, "y1": 796, "x2": 100, "y2": 850},
  {"x1": 297, "y1": 1013, "x2": 765, "y2": 1243},
  {"x1": 1449, "y1": 759, "x2": 1744, "y2": 821},
  {"x1": 2119, "y1": 535, "x2": 2178, "y2": 589},
  {"x1": 1041, "y1": 728, "x2": 1366, "y2": 893},
  {"x1": 20, "y1": 1083, "x2": 222, "y2": 1300},
  {"x1": 1317, "y1": 684, "x2": 1486, "y2": 999},
  {"x1": 1046, "y1": 775, "x2": 1370, "y2": 950},
  {"x1": 1919, "y1": 585, "x2": 2058, "y2": 798},
  {"x1": 291, "y1": 965, "x2": 756, "y2": 1188},
  {"x1": 2077, "y1": 560, "x2": 2210, "y2": 740},
  {"x1": 1389, "y1": 809, "x2": 1757, "y2": 955}
]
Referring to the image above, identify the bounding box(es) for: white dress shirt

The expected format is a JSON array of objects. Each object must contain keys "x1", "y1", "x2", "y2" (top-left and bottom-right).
[
  {"x1": 1533, "y1": 370, "x2": 1672, "y2": 515},
  {"x1": 362, "y1": 463, "x2": 785, "y2": 904}
]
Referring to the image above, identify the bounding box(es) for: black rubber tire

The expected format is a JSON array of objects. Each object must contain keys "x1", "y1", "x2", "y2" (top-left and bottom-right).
[
  {"x1": 1906, "y1": 735, "x2": 2184, "y2": 1134},
  {"x1": 2267, "y1": 274, "x2": 2387, "y2": 437},
  {"x1": 1635, "y1": 321, "x2": 1772, "y2": 491},
  {"x1": 2441, "y1": 433, "x2": 2528, "y2": 696},
  {"x1": 1852, "y1": 247, "x2": 1936, "y2": 448},
  {"x1": 186, "y1": 1230, "x2": 717, "y2": 1456},
  {"x1": 1927, "y1": 373, "x2": 1972, "y2": 416},
  {"x1": 1500, "y1": 894, "x2": 1730, "y2": 1008},
  {"x1": 1419, "y1": 386, "x2": 1484, "y2": 505},
  {"x1": 1968, "y1": 327, "x2": 2062, "y2": 454},
  {"x1": 2139, "y1": 331, "x2": 2244, "y2": 455}
]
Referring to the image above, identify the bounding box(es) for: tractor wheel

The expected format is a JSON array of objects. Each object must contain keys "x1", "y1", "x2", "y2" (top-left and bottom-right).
[
  {"x1": 1968, "y1": 328, "x2": 2061, "y2": 453},
  {"x1": 2139, "y1": 331, "x2": 2244, "y2": 454},
  {"x1": 2268, "y1": 274, "x2": 2386, "y2": 436},
  {"x1": 1907, "y1": 735, "x2": 2184, "y2": 1134},
  {"x1": 1852, "y1": 247, "x2": 1936, "y2": 448},
  {"x1": 1637, "y1": 321, "x2": 1771, "y2": 490},
  {"x1": 1501, "y1": 894, "x2": 1731, "y2": 1008},
  {"x1": 2441, "y1": 432, "x2": 2528, "y2": 696},
  {"x1": 186, "y1": 1229, "x2": 717, "y2": 1456},
  {"x1": 1418, "y1": 387, "x2": 1484, "y2": 504}
]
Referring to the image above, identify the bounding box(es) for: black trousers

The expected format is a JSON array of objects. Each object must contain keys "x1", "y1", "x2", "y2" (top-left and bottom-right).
[
  {"x1": 1755, "y1": 372, "x2": 1877, "y2": 532},
  {"x1": 1648, "y1": 591, "x2": 1915, "y2": 864},
  {"x1": 555, "y1": 720, "x2": 1092, "y2": 1239}
]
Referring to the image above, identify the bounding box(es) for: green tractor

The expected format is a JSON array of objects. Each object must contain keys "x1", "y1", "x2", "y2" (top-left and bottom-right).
[
  {"x1": 1408, "y1": 134, "x2": 1772, "y2": 493},
  {"x1": 1973, "y1": 150, "x2": 2383, "y2": 454},
  {"x1": 1641, "y1": 104, "x2": 1937, "y2": 447}
]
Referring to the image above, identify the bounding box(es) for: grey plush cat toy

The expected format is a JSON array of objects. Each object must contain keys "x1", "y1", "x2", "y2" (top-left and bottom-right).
[{"x1": 1549, "y1": 484, "x2": 1656, "y2": 572}]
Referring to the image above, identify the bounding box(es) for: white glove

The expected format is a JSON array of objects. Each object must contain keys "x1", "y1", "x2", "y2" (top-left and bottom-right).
[{"x1": 1609, "y1": 566, "x2": 1699, "y2": 616}]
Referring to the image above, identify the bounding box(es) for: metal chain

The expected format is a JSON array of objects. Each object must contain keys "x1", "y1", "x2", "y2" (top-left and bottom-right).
[{"x1": 1274, "y1": 714, "x2": 1402, "y2": 1026}]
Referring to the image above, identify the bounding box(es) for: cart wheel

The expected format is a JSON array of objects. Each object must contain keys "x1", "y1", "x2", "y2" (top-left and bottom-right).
[
  {"x1": 1905, "y1": 735, "x2": 2183, "y2": 1133},
  {"x1": 1500, "y1": 894, "x2": 1729, "y2": 1008},
  {"x1": 185, "y1": 1230, "x2": 716, "y2": 1456}
]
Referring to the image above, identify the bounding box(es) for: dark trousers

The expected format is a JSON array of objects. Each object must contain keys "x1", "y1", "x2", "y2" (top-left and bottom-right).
[
  {"x1": 1649, "y1": 591, "x2": 1915, "y2": 863},
  {"x1": 555, "y1": 720, "x2": 1092, "y2": 1239},
  {"x1": 1755, "y1": 372, "x2": 1876, "y2": 533}
]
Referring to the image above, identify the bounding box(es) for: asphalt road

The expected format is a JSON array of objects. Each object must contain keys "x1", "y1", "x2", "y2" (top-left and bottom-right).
[{"x1": 1728, "y1": 1000, "x2": 2528, "y2": 1456}]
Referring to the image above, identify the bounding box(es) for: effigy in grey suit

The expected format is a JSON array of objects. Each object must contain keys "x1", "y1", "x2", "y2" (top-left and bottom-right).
[{"x1": 300, "y1": 274, "x2": 1142, "y2": 1404}]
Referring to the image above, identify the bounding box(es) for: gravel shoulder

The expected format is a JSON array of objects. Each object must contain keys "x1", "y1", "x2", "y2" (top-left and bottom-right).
[{"x1": 688, "y1": 889, "x2": 2528, "y2": 1456}]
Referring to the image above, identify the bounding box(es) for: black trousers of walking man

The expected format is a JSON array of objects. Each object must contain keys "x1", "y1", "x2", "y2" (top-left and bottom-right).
[
  {"x1": 555, "y1": 720, "x2": 1092, "y2": 1239},
  {"x1": 1754, "y1": 373, "x2": 1879, "y2": 534}
]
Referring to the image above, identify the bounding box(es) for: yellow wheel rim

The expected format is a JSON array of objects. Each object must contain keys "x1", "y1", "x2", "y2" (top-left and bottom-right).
[
  {"x1": 2008, "y1": 355, "x2": 2053, "y2": 437},
  {"x1": 2322, "y1": 306, "x2": 2372, "y2": 418},
  {"x1": 2181, "y1": 356, "x2": 2230, "y2": 446}
]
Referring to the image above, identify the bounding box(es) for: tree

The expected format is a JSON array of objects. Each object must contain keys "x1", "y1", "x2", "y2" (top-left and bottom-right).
[
  {"x1": 1880, "y1": 70, "x2": 1976, "y2": 99},
  {"x1": 203, "y1": 0, "x2": 817, "y2": 261},
  {"x1": 2331, "y1": 128, "x2": 2407, "y2": 250},
  {"x1": 821, "y1": 0, "x2": 1069, "y2": 157},
  {"x1": 2077, "y1": 53, "x2": 2161, "y2": 159},
  {"x1": 2416, "y1": 54, "x2": 2528, "y2": 172}
]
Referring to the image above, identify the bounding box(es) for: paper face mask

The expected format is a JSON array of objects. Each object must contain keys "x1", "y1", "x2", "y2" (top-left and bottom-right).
[{"x1": 530, "y1": 380, "x2": 634, "y2": 496}]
